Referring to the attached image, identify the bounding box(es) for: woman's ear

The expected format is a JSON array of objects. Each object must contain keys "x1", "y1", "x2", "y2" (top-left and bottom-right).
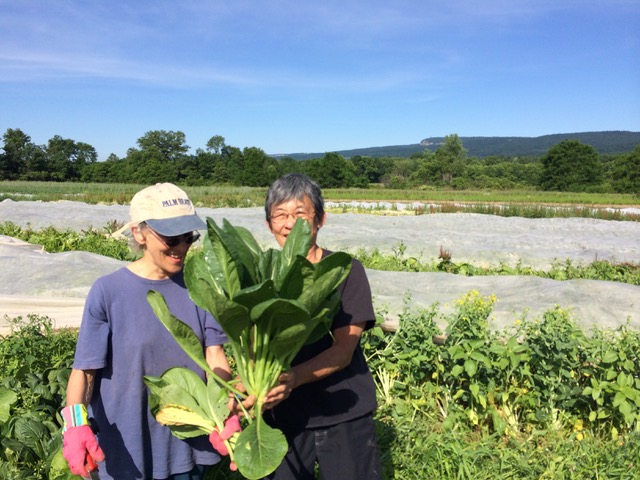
[
  {"x1": 317, "y1": 212, "x2": 327, "y2": 229},
  {"x1": 131, "y1": 224, "x2": 146, "y2": 245}
]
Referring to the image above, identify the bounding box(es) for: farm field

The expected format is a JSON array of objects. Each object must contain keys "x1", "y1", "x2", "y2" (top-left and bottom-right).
[
  {"x1": 1, "y1": 197, "x2": 640, "y2": 335},
  {"x1": 1, "y1": 191, "x2": 639, "y2": 479},
  {"x1": 1, "y1": 180, "x2": 640, "y2": 210}
]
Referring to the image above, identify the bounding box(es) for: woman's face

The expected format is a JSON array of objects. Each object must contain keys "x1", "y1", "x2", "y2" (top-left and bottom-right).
[
  {"x1": 266, "y1": 195, "x2": 324, "y2": 248},
  {"x1": 134, "y1": 225, "x2": 196, "y2": 279}
]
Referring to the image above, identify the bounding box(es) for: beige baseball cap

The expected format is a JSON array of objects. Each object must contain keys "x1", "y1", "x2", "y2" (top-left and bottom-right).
[{"x1": 129, "y1": 183, "x2": 206, "y2": 236}]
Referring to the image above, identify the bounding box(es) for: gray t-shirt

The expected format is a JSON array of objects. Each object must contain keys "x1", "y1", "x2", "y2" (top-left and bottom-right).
[{"x1": 73, "y1": 267, "x2": 227, "y2": 480}]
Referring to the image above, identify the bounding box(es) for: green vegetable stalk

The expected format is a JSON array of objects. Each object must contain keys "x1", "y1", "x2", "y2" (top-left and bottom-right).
[{"x1": 144, "y1": 217, "x2": 352, "y2": 479}]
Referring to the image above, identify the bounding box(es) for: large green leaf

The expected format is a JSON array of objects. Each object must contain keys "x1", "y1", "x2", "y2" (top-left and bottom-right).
[
  {"x1": 185, "y1": 274, "x2": 250, "y2": 343},
  {"x1": 258, "y1": 248, "x2": 279, "y2": 282},
  {"x1": 233, "y1": 415, "x2": 288, "y2": 480},
  {"x1": 145, "y1": 371, "x2": 208, "y2": 417},
  {"x1": 144, "y1": 369, "x2": 221, "y2": 439},
  {"x1": 160, "y1": 368, "x2": 209, "y2": 407},
  {"x1": 250, "y1": 298, "x2": 309, "y2": 330},
  {"x1": 205, "y1": 218, "x2": 242, "y2": 298},
  {"x1": 250, "y1": 299, "x2": 311, "y2": 361},
  {"x1": 147, "y1": 290, "x2": 213, "y2": 377},
  {"x1": 48, "y1": 446, "x2": 82, "y2": 480},
  {"x1": 0, "y1": 386, "x2": 18, "y2": 424},
  {"x1": 185, "y1": 256, "x2": 228, "y2": 316},
  {"x1": 185, "y1": 249, "x2": 226, "y2": 299},
  {"x1": 277, "y1": 255, "x2": 314, "y2": 300},
  {"x1": 232, "y1": 280, "x2": 277, "y2": 310},
  {"x1": 298, "y1": 252, "x2": 351, "y2": 315},
  {"x1": 155, "y1": 404, "x2": 215, "y2": 439},
  {"x1": 303, "y1": 297, "x2": 340, "y2": 346},
  {"x1": 220, "y1": 219, "x2": 262, "y2": 286},
  {"x1": 14, "y1": 415, "x2": 48, "y2": 452},
  {"x1": 275, "y1": 220, "x2": 312, "y2": 289},
  {"x1": 206, "y1": 377, "x2": 231, "y2": 426}
]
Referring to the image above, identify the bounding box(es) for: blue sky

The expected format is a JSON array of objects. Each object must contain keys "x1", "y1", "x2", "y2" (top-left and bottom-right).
[{"x1": 1, "y1": 0, "x2": 639, "y2": 160}]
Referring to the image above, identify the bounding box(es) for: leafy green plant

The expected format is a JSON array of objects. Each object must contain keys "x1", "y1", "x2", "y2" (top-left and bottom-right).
[
  {"x1": 1, "y1": 297, "x2": 639, "y2": 478},
  {"x1": 582, "y1": 322, "x2": 640, "y2": 433},
  {"x1": 0, "y1": 221, "x2": 133, "y2": 260},
  {"x1": 515, "y1": 307, "x2": 590, "y2": 423},
  {"x1": 145, "y1": 217, "x2": 352, "y2": 479},
  {"x1": 0, "y1": 315, "x2": 79, "y2": 480}
]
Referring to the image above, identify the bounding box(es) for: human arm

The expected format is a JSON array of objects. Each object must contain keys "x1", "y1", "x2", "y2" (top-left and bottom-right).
[
  {"x1": 206, "y1": 344, "x2": 232, "y2": 383},
  {"x1": 62, "y1": 368, "x2": 105, "y2": 476},
  {"x1": 66, "y1": 368, "x2": 96, "y2": 406},
  {"x1": 263, "y1": 322, "x2": 366, "y2": 407}
]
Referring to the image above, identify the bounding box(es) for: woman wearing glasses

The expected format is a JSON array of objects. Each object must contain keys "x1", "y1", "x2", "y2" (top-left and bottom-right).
[
  {"x1": 62, "y1": 183, "x2": 231, "y2": 480},
  {"x1": 260, "y1": 173, "x2": 382, "y2": 479}
]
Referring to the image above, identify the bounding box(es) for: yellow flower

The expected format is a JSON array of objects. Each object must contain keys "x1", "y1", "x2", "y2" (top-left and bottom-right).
[{"x1": 573, "y1": 419, "x2": 583, "y2": 432}]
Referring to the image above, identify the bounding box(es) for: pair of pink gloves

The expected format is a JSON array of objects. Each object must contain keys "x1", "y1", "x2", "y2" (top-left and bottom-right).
[{"x1": 62, "y1": 404, "x2": 241, "y2": 476}]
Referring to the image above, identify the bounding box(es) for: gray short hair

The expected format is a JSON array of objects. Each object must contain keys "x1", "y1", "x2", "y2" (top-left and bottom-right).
[
  {"x1": 265, "y1": 173, "x2": 324, "y2": 225},
  {"x1": 128, "y1": 222, "x2": 147, "y2": 254}
]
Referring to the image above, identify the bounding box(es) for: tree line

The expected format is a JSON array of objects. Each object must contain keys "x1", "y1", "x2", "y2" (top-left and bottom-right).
[{"x1": 1, "y1": 128, "x2": 638, "y2": 194}]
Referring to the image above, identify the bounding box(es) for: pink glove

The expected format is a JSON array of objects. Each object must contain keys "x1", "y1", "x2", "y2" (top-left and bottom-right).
[
  {"x1": 209, "y1": 415, "x2": 241, "y2": 470},
  {"x1": 61, "y1": 404, "x2": 105, "y2": 477},
  {"x1": 63, "y1": 424, "x2": 105, "y2": 476}
]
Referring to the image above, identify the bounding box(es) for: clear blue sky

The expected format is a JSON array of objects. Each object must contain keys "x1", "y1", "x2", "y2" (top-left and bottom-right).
[{"x1": 1, "y1": 0, "x2": 639, "y2": 160}]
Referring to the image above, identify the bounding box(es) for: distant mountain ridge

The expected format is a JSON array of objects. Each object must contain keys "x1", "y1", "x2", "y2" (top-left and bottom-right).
[{"x1": 274, "y1": 131, "x2": 640, "y2": 160}]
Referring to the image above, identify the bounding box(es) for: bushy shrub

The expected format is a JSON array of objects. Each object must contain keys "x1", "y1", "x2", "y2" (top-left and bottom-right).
[{"x1": 0, "y1": 315, "x2": 76, "y2": 479}]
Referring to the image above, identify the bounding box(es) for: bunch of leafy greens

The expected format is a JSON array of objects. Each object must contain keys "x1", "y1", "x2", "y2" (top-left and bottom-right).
[{"x1": 144, "y1": 218, "x2": 352, "y2": 479}]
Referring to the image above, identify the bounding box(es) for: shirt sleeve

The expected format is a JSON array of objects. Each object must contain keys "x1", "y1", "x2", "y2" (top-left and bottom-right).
[
  {"x1": 332, "y1": 258, "x2": 376, "y2": 331},
  {"x1": 203, "y1": 309, "x2": 228, "y2": 347},
  {"x1": 73, "y1": 279, "x2": 111, "y2": 370}
]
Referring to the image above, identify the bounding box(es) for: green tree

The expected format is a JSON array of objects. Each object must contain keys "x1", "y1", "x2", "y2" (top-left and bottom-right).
[
  {"x1": 221, "y1": 145, "x2": 244, "y2": 185},
  {"x1": 121, "y1": 130, "x2": 189, "y2": 184},
  {"x1": 1, "y1": 128, "x2": 44, "y2": 180},
  {"x1": 305, "y1": 152, "x2": 355, "y2": 188},
  {"x1": 411, "y1": 150, "x2": 438, "y2": 185},
  {"x1": 136, "y1": 130, "x2": 189, "y2": 162},
  {"x1": 206, "y1": 135, "x2": 226, "y2": 155},
  {"x1": 81, "y1": 155, "x2": 121, "y2": 183},
  {"x1": 540, "y1": 140, "x2": 603, "y2": 191},
  {"x1": 45, "y1": 135, "x2": 97, "y2": 181},
  {"x1": 611, "y1": 145, "x2": 640, "y2": 194},
  {"x1": 276, "y1": 157, "x2": 302, "y2": 176},
  {"x1": 240, "y1": 147, "x2": 273, "y2": 186},
  {"x1": 384, "y1": 157, "x2": 420, "y2": 188},
  {"x1": 433, "y1": 134, "x2": 467, "y2": 185},
  {"x1": 126, "y1": 148, "x2": 178, "y2": 184},
  {"x1": 350, "y1": 155, "x2": 387, "y2": 186}
]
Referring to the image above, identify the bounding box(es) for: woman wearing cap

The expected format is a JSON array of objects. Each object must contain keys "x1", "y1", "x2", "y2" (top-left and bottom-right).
[
  {"x1": 259, "y1": 173, "x2": 382, "y2": 479},
  {"x1": 61, "y1": 183, "x2": 231, "y2": 480}
]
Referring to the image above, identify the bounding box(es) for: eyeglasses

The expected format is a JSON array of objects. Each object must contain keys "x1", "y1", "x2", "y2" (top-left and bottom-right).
[
  {"x1": 146, "y1": 227, "x2": 201, "y2": 248},
  {"x1": 269, "y1": 210, "x2": 315, "y2": 225}
]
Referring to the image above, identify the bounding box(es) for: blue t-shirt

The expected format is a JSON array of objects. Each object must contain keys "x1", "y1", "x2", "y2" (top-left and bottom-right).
[{"x1": 73, "y1": 267, "x2": 227, "y2": 480}]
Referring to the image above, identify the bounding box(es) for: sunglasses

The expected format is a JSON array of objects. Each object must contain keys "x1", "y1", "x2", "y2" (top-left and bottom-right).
[{"x1": 147, "y1": 228, "x2": 201, "y2": 248}]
